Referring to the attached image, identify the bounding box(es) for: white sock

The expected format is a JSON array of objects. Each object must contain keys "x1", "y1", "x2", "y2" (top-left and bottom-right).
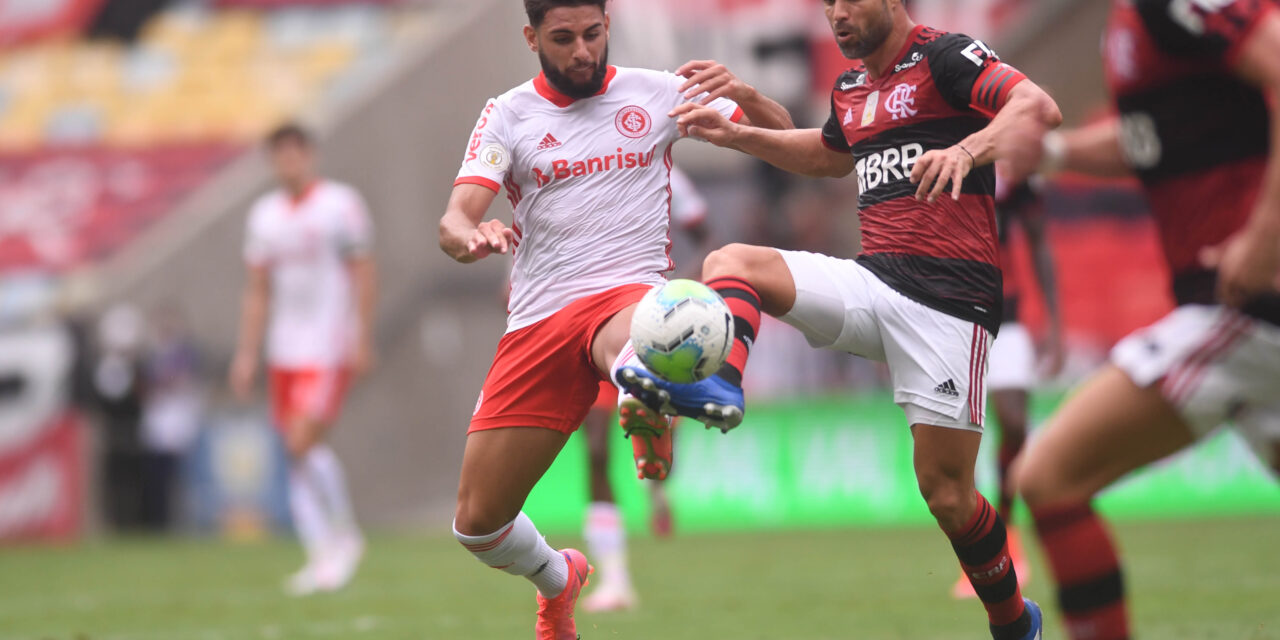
[
  {"x1": 288, "y1": 463, "x2": 330, "y2": 565},
  {"x1": 305, "y1": 444, "x2": 359, "y2": 538},
  {"x1": 454, "y1": 512, "x2": 568, "y2": 597},
  {"x1": 583, "y1": 502, "x2": 630, "y2": 590},
  {"x1": 610, "y1": 340, "x2": 644, "y2": 391}
]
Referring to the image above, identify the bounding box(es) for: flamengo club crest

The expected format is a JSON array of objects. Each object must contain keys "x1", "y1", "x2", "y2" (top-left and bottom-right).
[
  {"x1": 615, "y1": 105, "x2": 651, "y2": 138},
  {"x1": 886, "y1": 83, "x2": 918, "y2": 120}
]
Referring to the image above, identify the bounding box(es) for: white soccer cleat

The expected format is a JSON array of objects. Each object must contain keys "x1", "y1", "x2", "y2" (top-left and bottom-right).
[
  {"x1": 582, "y1": 581, "x2": 638, "y2": 613},
  {"x1": 313, "y1": 533, "x2": 365, "y2": 592},
  {"x1": 284, "y1": 564, "x2": 323, "y2": 597}
]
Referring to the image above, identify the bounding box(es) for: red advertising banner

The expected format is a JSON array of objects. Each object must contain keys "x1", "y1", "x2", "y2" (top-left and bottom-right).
[
  {"x1": 0, "y1": 144, "x2": 242, "y2": 274},
  {"x1": 0, "y1": 413, "x2": 83, "y2": 541},
  {"x1": 0, "y1": 0, "x2": 104, "y2": 47}
]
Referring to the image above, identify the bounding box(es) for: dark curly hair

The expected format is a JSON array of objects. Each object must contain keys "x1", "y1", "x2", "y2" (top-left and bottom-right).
[{"x1": 524, "y1": 0, "x2": 606, "y2": 28}]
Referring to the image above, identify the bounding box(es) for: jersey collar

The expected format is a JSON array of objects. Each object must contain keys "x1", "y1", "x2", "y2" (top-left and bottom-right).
[
  {"x1": 871, "y1": 24, "x2": 925, "y2": 80},
  {"x1": 287, "y1": 180, "x2": 319, "y2": 210},
  {"x1": 534, "y1": 65, "x2": 618, "y2": 108}
]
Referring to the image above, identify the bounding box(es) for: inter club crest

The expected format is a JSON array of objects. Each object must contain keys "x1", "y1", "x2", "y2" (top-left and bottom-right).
[{"x1": 615, "y1": 105, "x2": 651, "y2": 138}]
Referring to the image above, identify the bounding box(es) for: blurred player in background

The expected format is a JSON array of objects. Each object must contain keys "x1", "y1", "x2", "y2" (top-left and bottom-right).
[
  {"x1": 438, "y1": 1, "x2": 792, "y2": 637},
  {"x1": 953, "y1": 172, "x2": 1062, "y2": 599},
  {"x1": 629, "y1": 1, "x2": 1063, "y2": 638},
  {"x1": 579, "y1": 165, "x2": 709, "y2": 613},
  {"x1": 229, "y1": 123, "x2": 377, "y2": 596},
  {"x1": 1002, "y1": 1, "x2": 1280, "y2": 638}
]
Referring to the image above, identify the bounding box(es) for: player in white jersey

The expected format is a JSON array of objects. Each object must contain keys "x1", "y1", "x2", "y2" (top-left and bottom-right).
[
  {"x1": 230, "y1": 124, "x2": 377, "y2": 596},
  {"x1": 578, "y1": 165, "x2": 709, "y2": 613},
  {"x1": 438, "y1": 2, "x2": 792, "y2": 637}
]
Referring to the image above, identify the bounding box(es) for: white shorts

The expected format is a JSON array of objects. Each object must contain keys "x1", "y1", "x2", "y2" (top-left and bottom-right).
[
  {"x1": 778, "y1": 250, "x2": 993, "y2": 432},
  {"x1": 1112, "y1": 304, "x2": 1280, "y2": 466},
  {"x1": 987, "y1": 322, "x2": 1036, "y2": 391}
]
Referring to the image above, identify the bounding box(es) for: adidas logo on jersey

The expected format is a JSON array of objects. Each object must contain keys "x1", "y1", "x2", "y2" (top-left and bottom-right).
[
  {"x1": 934, "y1": 379, "x2": 960, "y2": 398},
  {"x1": 537, "y1": 133, "x2": 563, "y2": 150}
]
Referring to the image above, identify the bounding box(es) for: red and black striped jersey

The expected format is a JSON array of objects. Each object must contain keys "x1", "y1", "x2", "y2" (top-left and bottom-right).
[
  {"x1": 1105, "y1": 0, "x2": 1279, "y2": 321},
  {"x1": 821, "y1": 25, "x2": 1027, "y2": 333}
]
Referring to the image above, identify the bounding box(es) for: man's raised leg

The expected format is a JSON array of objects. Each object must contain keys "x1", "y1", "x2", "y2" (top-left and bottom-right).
[{"x1": 615, "y1": 244, "x2": 797, "y2": 430}]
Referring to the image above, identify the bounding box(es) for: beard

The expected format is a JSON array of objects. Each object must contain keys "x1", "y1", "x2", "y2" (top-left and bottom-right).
[
  {"x1": 837, "y1": 3, "x2": 894, "y2": 59},
  {"x1": 539, "y1": 44, "x2": 610, "y2": 99}
]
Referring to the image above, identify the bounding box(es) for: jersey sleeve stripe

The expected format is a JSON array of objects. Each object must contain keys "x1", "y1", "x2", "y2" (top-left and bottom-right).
[
  {"x1": 454, "y1": 176, "x2": 501, "y2": 193},
  {"x1": 974, "y1": 66, "x2": 1011, "y2": 107},
  {"x1": 988, "y1": 72, "x2": 1025, "y2": 111},
  {"x1": 729, "y1": 106, "x2": 746, "y2": 123},
  {"x1": 971, "y1": 64, "x2": 1026, "y2": 115}
]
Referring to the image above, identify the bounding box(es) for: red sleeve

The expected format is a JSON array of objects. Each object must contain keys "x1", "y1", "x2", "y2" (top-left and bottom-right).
[
  {"x1": 969, "y1": 62, "x2": 1027, "y2": 118},
  {"x1": 454, "y1": 176, "x2": 501, "y2": 193}
]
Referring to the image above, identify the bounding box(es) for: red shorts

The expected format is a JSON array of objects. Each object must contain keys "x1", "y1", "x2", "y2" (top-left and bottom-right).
[
  {"x1": 469, "y1": 284, "x2": 650, "y2": 434},
  {"x1": 269, "y1": 366, "x2": 350, "y2": 430}
]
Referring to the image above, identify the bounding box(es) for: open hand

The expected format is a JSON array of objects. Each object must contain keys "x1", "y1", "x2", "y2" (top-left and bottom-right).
[
  {"x1": 670, "y1": 102, "x2": 738, "y2": 146},
  {"x1": 910, "y1": 145, "x2": 975, "y2": 203},
  {"x1": 675, "y1": 59, "x2": 753, "y2": 105},
  {"x1": 466, "y1": 219, "x2": 515, "y2": 261}
]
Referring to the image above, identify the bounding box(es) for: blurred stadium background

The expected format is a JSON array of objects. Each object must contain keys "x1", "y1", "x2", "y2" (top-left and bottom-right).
[{"x1": 0, "y1": 0, "x2": 1276, "y2": 638}]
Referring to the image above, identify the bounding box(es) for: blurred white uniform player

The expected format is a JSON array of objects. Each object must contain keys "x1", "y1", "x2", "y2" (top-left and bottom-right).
[
  {"x1": 231, "y1": 124, "x2": 376, "y2": 596},
  {"x1": 580, "y1": 165, "x2": 709, "y2": 613}
]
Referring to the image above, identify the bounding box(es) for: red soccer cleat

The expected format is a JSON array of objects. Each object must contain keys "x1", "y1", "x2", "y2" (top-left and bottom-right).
[{"x1": 535, "y1": 549, "x2": 593, "y2": 640}]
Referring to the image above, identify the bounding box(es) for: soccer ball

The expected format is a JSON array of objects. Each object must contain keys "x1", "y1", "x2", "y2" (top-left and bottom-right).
[{"x1": 630, "y1": 279, "x2": 733, "y2": 384}]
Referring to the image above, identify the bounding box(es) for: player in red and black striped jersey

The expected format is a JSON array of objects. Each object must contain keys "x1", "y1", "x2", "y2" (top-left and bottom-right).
[
  {"x1": 661, "y1": 1, "x2": 1061, "y2": 639},
  {"x1": 1001, "y1": 1, "x2": 1280, "y2": 639},
  {"x1": 818, "y1": 26, "x2": 1026, "y2": 332}
]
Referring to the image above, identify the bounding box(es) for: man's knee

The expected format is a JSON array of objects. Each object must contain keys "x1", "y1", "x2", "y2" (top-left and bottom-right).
[
  {"x1": 453, "y1": 484, "x2": 521, "y2": 537},
  {"x1": 702, "y1": 243, "x2": 765, "y2": 281},
  {"x1": 1013, "y1": 452, "x2": 1057, "y2": 508},
  {"x1": 285, "y1": 421, "x2": 322, "y2": 459},
  {"x1": 917, "y1": 473, "x2": 976, "y2": 529}
]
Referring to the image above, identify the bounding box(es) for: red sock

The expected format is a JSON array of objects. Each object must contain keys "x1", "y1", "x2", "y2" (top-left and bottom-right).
[
  {"x1": 996, "y1": 432, "x2": 1025, "y2": 521},
  {"x1": 1031, "y1": 503, "x2": 1130, "y2": 640},
  {"x1": 947, "y1": 492, "x2": 1029, "y2": 639},
  {"x1": 705, "y1": 276, "x2": 760, "y2": 386}
]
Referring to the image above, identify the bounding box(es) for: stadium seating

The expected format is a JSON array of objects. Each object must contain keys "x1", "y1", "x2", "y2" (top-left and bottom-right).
[{"x1": 0, "y1": 3, "x2": 430, "y2": 149}]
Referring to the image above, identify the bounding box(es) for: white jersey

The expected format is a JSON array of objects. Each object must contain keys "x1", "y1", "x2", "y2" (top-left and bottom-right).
[
  {"x1": 455, "y1": 65, "x2": 742, "y2": 331},
  {"x1": 243, "y1": 180, "x2": 372, "y2": 368}
]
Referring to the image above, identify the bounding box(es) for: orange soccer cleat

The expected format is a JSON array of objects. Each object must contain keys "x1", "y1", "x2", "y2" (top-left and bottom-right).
[
  {"x1": 535, "y1": 549, "x2": 593, "y2": 640},
  {"x1": 619, "y1": 396, "x2": 674, "y2": 480}
]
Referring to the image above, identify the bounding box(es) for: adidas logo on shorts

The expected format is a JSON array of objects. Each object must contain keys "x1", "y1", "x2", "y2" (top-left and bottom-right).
[{"x1": 933, "y1": 379, "x2": 960, "y2": 398}]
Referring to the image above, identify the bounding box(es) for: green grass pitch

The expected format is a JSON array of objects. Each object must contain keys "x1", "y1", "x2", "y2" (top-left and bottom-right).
[{"x1": 2, "y1": 518, "x2": 1278, "y2": 639}]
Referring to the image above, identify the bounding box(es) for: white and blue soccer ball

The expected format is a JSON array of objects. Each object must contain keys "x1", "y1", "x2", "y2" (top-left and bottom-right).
[{"x1": 630, "y1": 279, "x2": 733, "y2": 384}]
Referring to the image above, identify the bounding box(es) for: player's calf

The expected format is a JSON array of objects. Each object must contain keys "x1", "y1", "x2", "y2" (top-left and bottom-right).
[{"x1": 454, "y1": 512, "x2": 572, "y2": 597}]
